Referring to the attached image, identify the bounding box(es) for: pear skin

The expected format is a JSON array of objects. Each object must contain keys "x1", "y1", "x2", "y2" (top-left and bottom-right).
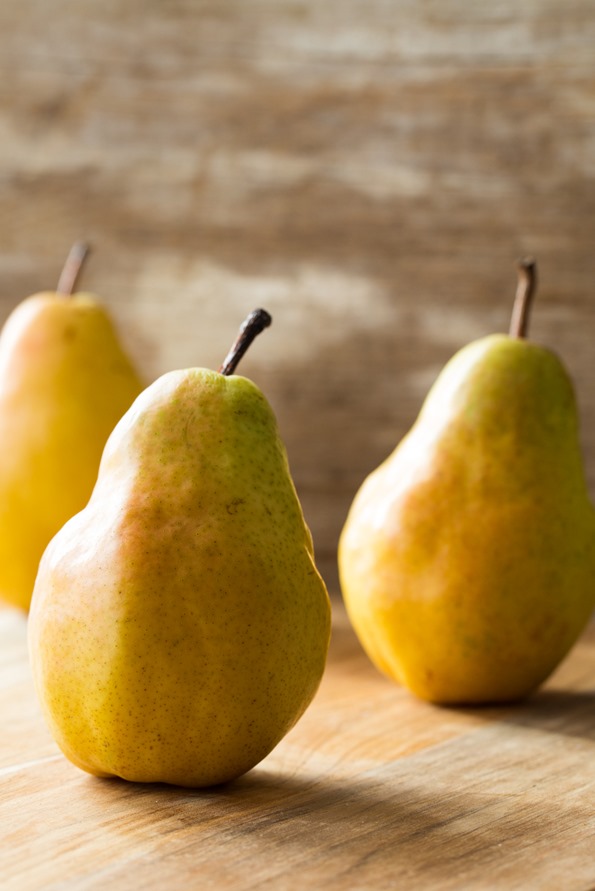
[
  {"x1": 339, "y1": 325, "x2": 595, "y2": 705},
  {"x1": 0, "y1": 290, "x2": 143, "y2": 611},
  {"x1": 28, "y1": 367, "x2": 331, "y2": 787}
]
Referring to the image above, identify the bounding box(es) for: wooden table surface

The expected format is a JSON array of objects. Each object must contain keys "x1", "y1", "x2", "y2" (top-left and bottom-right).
[
  {"x1": 3, "y1": 599, "x2": 595, "y2": 891},
  {"x1": 1, "y1": 7, "x2": 595, "y2": 888}
]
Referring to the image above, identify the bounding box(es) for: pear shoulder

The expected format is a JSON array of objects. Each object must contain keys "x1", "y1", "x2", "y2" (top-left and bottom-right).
[
  {"x1": 418, "y1": 332, "x2": 579, "y2": 442},
  {"x1": 108, "y1": 368, "x2": 276, "y2": 434}
]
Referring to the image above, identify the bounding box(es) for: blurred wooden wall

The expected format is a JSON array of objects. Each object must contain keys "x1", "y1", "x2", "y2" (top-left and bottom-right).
[{"x1": 0, "y1": 1, "x2": 594, "y2": 590}]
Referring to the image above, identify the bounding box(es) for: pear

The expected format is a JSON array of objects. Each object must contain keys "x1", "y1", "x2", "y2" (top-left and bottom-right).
[
  {"x1": 339, "y1": 260, "x2": 595, "y2": 704},
  {"x1": 28, "y1": 309, "x2": 331, "y2": 788},
  {"x1": 0, "y1": 244, "x2": 143, "y2": 611}
]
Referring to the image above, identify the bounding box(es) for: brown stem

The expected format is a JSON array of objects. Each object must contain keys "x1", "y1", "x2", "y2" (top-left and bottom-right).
[
  {"x1": 509, "y1": 257, "x2": 537, "y2": 338},
  {"x1": 219, "y1": 308, "x2": 272, "y2": 375},
  {"x1": 56, "y1": 242, "x2": 90, "y2": 296}
]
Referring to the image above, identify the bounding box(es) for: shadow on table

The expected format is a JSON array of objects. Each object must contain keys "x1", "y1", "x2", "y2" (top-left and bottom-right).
[
  {"x1": 491, "y1": 687, "x2": 595, "y2": 742},
  {"x1": 87, "y1": 751, "x2": 590, "y2": 889}
]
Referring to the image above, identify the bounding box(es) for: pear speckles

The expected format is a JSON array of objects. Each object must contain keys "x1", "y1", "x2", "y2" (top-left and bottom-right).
[
  {"x1": 226, "y1": 498, "x2": 245, "y2": 515},
  {"x1": 28, "y1": 365, "x2": 331, "y2": 787}
]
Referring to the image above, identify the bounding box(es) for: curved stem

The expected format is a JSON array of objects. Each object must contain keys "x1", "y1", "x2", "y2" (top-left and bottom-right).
[
  {"x1": 219, "y1": 309, "x2": 272, "y2": 376},
  {"x1": 56, "y1": 241, "x2": 90, "y2": 296},
  {"x1": 509, "y1": 257, "x2": 537, "y2": 339}
]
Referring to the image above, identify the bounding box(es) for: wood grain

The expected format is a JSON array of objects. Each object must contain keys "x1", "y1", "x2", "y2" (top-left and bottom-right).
[
  {"x1": 2, "y1": 6, "x2": 595, "y2": 887},
  {"x1": 4, "y1": 602, "x2": 595, "y2": 890},
  {"x1": 0, "y1": 3, "x2": 594, "y2": 587}
]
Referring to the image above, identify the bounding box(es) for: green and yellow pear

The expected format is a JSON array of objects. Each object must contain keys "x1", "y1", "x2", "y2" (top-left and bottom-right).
[
  {"x1": 339, "y1": 260, "x2": 595, "y2": 704},
  {"x1": 29, "y1": 309, "x2": 331, "y2": 788},
  {"x1": 0, "y1": 243, "x2": 143, "y2": 611}
]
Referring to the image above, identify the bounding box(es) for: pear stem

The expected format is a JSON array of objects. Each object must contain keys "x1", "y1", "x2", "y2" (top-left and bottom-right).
[
  {"x1": 219, "y1": 309, "x2": 272, "y2": 376},
  {"x1": 509, "y1": 257, "x2": 537, "y2": 339},
  {"x1": 56, "y1": 241, "x2": 90, "y2": 296}
]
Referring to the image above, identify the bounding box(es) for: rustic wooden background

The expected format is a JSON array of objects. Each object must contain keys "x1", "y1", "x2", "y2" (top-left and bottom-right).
[{"x1": 0, "y1": 1, "x2": 594, "y2": 590}]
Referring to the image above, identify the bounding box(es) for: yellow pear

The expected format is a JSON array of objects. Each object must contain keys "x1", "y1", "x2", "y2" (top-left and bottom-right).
[
  {"x1": 28, "y1": 310, "x2": 331, "y2": 787},
  {"x1": 339, "y1": 260, "x2": 595, "y2": 704},
  {"x1": 0, "y1": 243, "x2": 143, "y2": 611}
]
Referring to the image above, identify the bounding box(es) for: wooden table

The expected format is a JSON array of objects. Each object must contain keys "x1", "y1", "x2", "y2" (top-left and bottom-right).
[{"x1": 3, "y1": 599, "x2": 595, "y2": 890}]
